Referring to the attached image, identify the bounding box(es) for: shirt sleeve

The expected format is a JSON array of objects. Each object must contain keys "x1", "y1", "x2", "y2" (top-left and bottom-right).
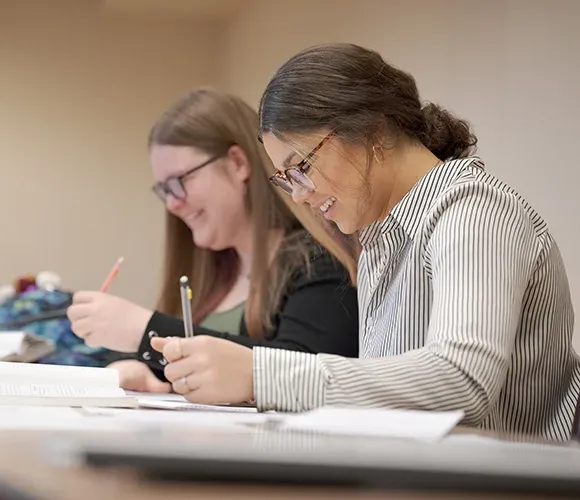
[{"x1": 253, "y1": 184, "x2": 540, "y2": 421}]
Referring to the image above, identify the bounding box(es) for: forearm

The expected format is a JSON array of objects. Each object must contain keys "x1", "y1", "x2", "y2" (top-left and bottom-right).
[{"x1": 253, "y1": 346, "x2": 495, "y2": 423}]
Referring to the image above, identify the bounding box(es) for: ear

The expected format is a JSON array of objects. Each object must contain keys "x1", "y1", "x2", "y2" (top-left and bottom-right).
[{"x1": 226, "y1": 145, "x2": 251, "y2": 183}]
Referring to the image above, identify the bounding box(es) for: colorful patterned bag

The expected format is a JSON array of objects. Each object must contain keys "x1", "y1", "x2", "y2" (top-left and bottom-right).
[{"x1": 0, "y1": 289, "x2": 113, "y2": 367}]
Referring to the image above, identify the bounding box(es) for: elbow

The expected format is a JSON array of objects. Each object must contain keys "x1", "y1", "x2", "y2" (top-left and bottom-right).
[
  {"x1": 460, "y1": 382, "x2": 494, "y2": 426},
  {"x1": 432, "y1": 349, "x2": 507, "y2": 426},
  {"x1": 454, "y1": 368, "x2": 507, "y2": 426}
]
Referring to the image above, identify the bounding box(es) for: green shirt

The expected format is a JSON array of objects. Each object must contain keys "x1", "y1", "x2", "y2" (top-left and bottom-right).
[{"x1": 199, "y1": 302, "x2": 245, "y2": 336}]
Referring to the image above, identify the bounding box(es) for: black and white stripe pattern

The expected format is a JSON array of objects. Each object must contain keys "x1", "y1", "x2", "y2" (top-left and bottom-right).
[{"x1": 254, "y1": 157, "x2": 580, "y2": 441}]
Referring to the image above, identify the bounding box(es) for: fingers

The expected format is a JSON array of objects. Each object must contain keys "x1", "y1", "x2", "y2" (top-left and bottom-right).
[
  {"x1": 72, "y1": 291, "x2": 101, "y2": 304},
  {"x1": 151, "y1": 336, "x2": 216, "y2": 401},
  {"x1": 69, "y1": 317, "x2": 92, "y2": 339},
  {"x1": 66, "y1": 303, "x2": 93, "y2": 323},
  {"x1": 156, "y1": 337, "x2": 187, "y2": 362},
  {"x1": 163, "y1": 356, "x2": 197, "y2": 383},
  {"x1": 172, "y1": 374, "x2": 201, "y2": 395}
]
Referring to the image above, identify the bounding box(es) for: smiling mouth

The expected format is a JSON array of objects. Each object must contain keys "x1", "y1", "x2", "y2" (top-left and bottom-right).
[{"x1": 319, "y1": 197, "x2": 337, "y2": 214}]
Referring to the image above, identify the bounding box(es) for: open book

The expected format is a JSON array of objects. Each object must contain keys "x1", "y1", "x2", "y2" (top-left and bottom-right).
[{"x1": 0, "y1": 362, "x2": 137, "y2": 408}]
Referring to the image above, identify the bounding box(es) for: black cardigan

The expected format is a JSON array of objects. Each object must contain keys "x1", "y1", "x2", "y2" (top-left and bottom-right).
[{"x1": 110, "y1": 244, "x2": 359, "y2": 381}]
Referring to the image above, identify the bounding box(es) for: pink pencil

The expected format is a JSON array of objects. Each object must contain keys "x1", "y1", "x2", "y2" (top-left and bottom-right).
[{"x1": 100, "y1": 257, "x2": 124, "y2": 292}]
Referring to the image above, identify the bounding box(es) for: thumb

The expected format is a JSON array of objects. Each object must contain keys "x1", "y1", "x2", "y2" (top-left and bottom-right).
[{"x1": 150, "y1": 336, "x2": 171, "y2": 353}]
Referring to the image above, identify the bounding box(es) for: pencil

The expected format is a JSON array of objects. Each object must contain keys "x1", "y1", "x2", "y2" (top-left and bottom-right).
[
  {"x1": 100, "y1": 257, "x2": 124, "y2": 293},
  {"x1": 180, "y1": 275, "x2": 194, "y2": 338}
]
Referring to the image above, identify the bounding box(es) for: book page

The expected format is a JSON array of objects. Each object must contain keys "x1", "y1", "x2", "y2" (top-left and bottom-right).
[
  {"x1": 0, "y1": 361, "x2": 119, "y2": 389},
  {"x1": 0, "y1": 382, "x2": 126, "y2": 399}
]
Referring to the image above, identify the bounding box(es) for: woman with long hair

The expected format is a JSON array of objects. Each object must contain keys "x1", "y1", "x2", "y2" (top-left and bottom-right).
[
  {"x1": 67, "y1": 88, "x2": 359, "y2": 392},
  {"x1": 156, "y1": 45, "x2": 579, "y2": 442}
]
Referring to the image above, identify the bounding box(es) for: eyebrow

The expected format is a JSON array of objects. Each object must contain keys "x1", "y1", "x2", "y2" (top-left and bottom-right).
[{"x1": 282, "y1": 151, "x2": 297, "y2": 169}]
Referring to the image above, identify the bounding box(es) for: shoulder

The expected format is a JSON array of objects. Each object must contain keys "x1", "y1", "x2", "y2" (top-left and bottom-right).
[
  {"x1": 419, "y1": 163, "x2": 548, "y2": 269},
  {"x1": 426, "y1": 163, "x2": 547, "y2": 242}
]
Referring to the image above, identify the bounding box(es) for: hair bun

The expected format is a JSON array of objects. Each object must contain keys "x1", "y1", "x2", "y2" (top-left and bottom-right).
[{"x1": 421, "y1": 102, "x2": 478, "y2": 160}]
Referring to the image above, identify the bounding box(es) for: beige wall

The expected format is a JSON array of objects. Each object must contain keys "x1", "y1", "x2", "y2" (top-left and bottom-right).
[
  {"x1": 2, "y1": 0, "x2": 579, "y2": 349},
  {"x1": 0, "y1": 1, "x2": 218, "y2": 308},
  {"x1": 221, "y1": 0, "x2": 580, "y2": 348}
]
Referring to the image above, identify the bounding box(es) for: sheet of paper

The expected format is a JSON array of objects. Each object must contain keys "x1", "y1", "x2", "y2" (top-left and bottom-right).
[
  {"x1": 137, "y1": 398, "x2": 257, "y2": 413},
  {"x1": 0, "y1": 361, "x2": 119, "y2": 388},
  {"x1": 125, "y1": 391, "x2": 188, "y2": 402},
  {"x1": 81, "y1": 406, "x2": 270, "y2": 430},
  {"x1": 0, "y1": 332, "x2": 26, "y2": 356},
  {"x1": 280, "y1": 407, "x2": 464, "y2": 441}
]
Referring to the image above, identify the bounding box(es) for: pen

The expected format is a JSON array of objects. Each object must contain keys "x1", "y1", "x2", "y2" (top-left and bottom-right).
[
  {"x1": 100, "y1": 257, "x2": 124, "y2": 293},
  {"x1": 180, "y1": 275, "x2": 194, "y2": 338}
]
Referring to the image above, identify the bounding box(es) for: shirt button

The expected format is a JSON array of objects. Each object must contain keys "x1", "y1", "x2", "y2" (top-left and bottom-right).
[
  {"x1": 148, "y1": 330, "x2": 158, "y2": 339},
  {"x1": 159, "y1": 358, "x2": 168, "y2": 366},
  {"x1": 142, "y1": 351, "x2": 151, "y2": 361}
]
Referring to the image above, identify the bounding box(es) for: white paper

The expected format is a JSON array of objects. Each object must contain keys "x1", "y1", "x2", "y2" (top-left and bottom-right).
[
  {"x1": 81, "y1": 406, "x2": 270, "y2": 430},
  {"x1": 137, "y1": 398, "x2": 258, "y2": 413},
  {"x1": 0, "y1": 332, "x2": 26, "y2": 357},
  {"x1": 125, "y1": 391, "x2": 188, "y2": 402},
  {"x1": 0, "y1": 383, "x2": 125, "y2": 399},
  {"x1": 280, "y1": 407, "x2": 464, "y2": 441},
  {"x1": 0, "y1": 361, "x2": 119, "y2": 388}
]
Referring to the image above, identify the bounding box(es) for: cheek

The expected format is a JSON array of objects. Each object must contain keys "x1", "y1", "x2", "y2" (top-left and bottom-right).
[
  {"x1": 205, "y1": 178, "x2": 246, "y2": 215},
  {"x1": 315, "y1": 158, "x2": 366, "y2": 202}
]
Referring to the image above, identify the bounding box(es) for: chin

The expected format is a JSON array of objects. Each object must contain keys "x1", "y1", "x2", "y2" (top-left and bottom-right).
[
  {"x1": 192, "y1": 232, "x2": 215, "y2": 250},
  {"x1": 334, "y1": 219, "x2": 359, "y2": 235}
]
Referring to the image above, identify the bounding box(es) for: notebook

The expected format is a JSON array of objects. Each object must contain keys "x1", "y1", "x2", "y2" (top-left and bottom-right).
[{"x1": 0, "y1": 362, "x2": 137, "y2": 408}]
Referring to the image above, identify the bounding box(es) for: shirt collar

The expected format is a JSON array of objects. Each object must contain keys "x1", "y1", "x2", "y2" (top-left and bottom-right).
[{"x1": 359, "y1": 157, "x2": 484, "y2": 246}]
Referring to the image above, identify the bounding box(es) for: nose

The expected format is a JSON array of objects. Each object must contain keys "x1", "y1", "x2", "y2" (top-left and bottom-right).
[
  {"x1": 165, "y1": 195, "x2": 186, "y2": 214},
  {"x1": 291, "y1": 184, "x2": 312, "y2": 204}
]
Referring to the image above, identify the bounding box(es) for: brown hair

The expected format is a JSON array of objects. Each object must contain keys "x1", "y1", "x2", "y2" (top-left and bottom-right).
[
  {"x1": 149, "y1": 89, "x2": 357, "y2": 336},
  {"x1": 259, "y1": 42, "x2": 477, "y2": 161},
  {"x1": 258, "y1": 43, "x2": 477, "y2": 272}
]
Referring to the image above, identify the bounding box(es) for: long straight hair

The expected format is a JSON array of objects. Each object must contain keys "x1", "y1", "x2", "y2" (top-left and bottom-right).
[{"x1": 149, "y1": 89, "x2": 358, "y2": 337}]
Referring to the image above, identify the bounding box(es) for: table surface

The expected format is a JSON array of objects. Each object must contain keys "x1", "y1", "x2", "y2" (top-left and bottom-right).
[{"x1": 0, "y1": 427, "x2": 576, "y2": 500}]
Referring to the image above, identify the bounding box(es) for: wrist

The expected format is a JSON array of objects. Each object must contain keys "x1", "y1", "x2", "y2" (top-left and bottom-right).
[{"x1": 130, "y1": 307, "x2": 154, "y2": 352}]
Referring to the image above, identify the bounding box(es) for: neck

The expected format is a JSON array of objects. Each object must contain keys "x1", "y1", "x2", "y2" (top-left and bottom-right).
[
  {"x1": 232, "y1": 221, "x2": 254, "y2": 278},
  {"x1": 232, "y1": 223, "x2": 285, "y2": 279},
  {"x1": 371, "y1": 144, "x2": 441, "y2": 223}
]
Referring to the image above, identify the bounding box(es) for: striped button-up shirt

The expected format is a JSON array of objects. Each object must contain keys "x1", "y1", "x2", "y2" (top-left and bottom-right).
[{"x1": 254, "y1": 157, "x2": 580, "y2": 441}]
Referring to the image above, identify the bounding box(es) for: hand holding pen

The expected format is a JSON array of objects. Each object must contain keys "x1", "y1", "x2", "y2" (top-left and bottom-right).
[{"x1": 67, "y1": 257, "x2": 153, "y2": 352}]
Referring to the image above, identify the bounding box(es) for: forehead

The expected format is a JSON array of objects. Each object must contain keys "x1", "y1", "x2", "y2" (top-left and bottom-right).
[
  {"x1": 261, "y1": 132, "x2": 323, "y2": 172},
  {"x1": 150, "y1": 145, "x2": 211, "y2": 176}
]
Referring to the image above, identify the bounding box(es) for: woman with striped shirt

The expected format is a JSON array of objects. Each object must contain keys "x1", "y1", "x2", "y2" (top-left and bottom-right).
[{"x1": 154, "y1": 43, "x2": 580, "y2": 441}]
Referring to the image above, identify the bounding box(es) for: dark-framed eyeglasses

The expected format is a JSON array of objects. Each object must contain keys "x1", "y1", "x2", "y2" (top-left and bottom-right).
[
  {"x1": 269, "y1": 133, "x2": 332, "y2": 195},
  {"x1": 152, "y1": 156, "x2": 221, "y2": 202}
]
